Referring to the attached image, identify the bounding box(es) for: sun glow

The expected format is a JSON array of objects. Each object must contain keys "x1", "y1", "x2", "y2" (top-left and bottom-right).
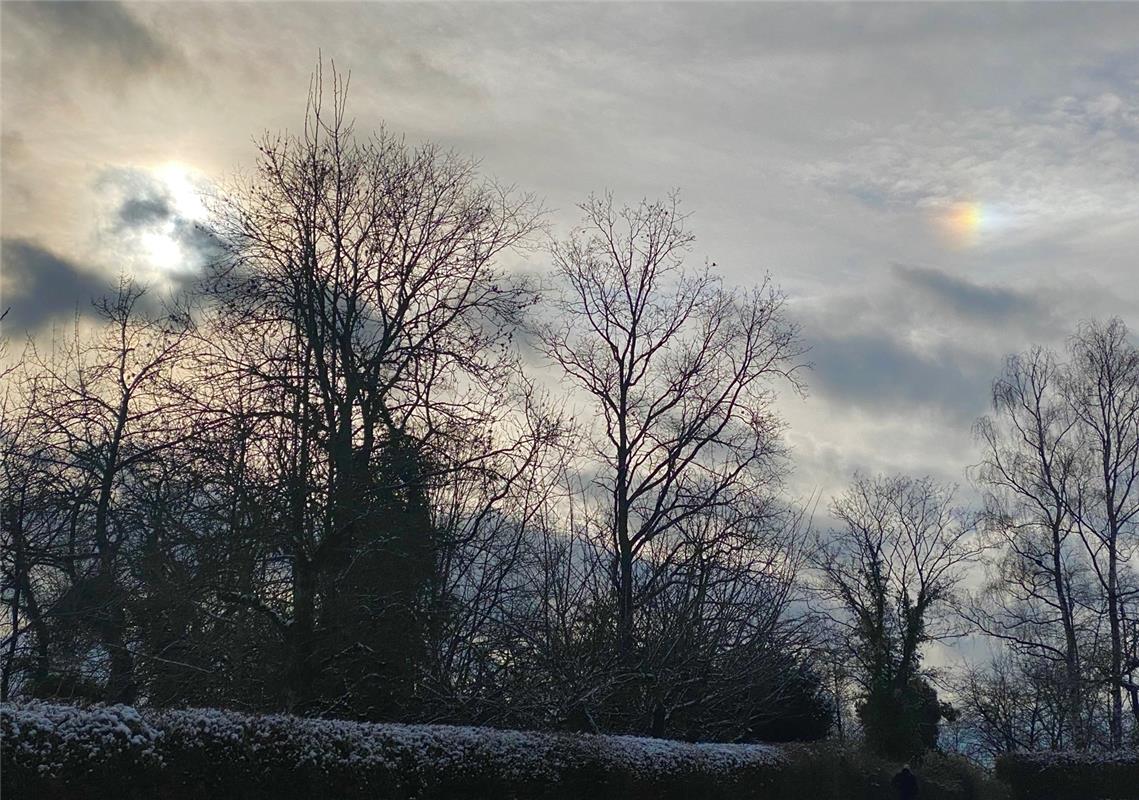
[
  {"x1": 134, "y1": 162, "x2": 209, "y2": 282},
  {"x1": 141, "y1": 229, "x2": 183, "y2": 272},
  {"x1": 154, "y1": 162, "x2": 208, "y2": 222}
]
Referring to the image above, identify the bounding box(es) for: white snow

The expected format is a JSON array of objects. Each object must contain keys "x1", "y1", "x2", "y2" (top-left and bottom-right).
[{"x1": 2, "y1": 701, "x2": 784, "y2": 783}]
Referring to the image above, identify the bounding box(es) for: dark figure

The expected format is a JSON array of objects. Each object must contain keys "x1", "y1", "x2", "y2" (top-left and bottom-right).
[{"x1": 891, "y1": 764, "x2": 919, "y2": 800}]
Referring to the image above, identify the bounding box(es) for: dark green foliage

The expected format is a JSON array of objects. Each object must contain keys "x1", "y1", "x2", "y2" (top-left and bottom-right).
[
  {"x1": 748, "y1": 663, "x2": 834, "y2": 743},
  {"x1": 996, "y1": 751, "x2": 1139, "y2": 800},
  {"x1": 779, "y1": 745, "x2": 1011, "y2": 800},
  {"x1": 309, "y1": 436, "x2": 436, "y2": 720},
  {"x1": 860, "y1": 676, "x2": 950, "y2": 761},
  {"x1": 919, "y1": 751, "x2": 1012, "y2": 800}
]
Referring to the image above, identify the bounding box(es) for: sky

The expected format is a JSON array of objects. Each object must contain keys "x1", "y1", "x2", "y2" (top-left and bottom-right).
[{"x1": 3, "y1": 1, "x2": 1139, "y2": 509}]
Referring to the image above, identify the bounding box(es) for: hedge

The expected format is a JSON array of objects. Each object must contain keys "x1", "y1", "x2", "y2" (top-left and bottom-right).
[
  {"x1": 2, "y1": 701, "x2": 1000, "y2": 800},
  {"x1": 3, "y1": 701, "x2": 786, "y2": 800},
  {"x1": 996, "y1": 750, "x2": 1139, "y2": 800}
]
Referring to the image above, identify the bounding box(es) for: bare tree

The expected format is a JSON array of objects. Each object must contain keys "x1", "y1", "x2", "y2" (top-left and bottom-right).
[
  {"x1": 2, "y1": 282, "x2": 194, "y2": 703},
  {"x1": 201, "y1": 64, "x2": 543, "y2": 714},
  {"x1": 967, "y1": 320, "x2": 1139, "y2": 749},
  {"x1": 970, "y1": 346, "x2": 1093, "y2": 747},
  {"x1": 536, "y1": 192, "x2": 803, "y2": 675},
  {"x1": 634, "y1": 498, "x2": 820, "y2": 740},
  {"x1": 1063, "y1": 318, "x2": 1139, "y2": 747},
  {"x1": 0, "y1": 346, "x2": 52, "y2": 701},
  {"x1": 419, "y1": 389, "x2": 569, "y2": 723},
  {"x1": 953, "y1": 655, "x2": 1071, "y2": 761}
]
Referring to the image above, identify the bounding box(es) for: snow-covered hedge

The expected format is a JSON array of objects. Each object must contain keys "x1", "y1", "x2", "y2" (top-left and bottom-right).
[
  {"x1": 2, "y1": 701, "x2": 1017, "y2": 800},
  {"x1": 1, "y1": 702, "x2": 163, "y2": 783},
  {"x1": 2, "y1": 701, "x2": 789, "y2": 799},
  {"x1": 996, "y1": 749, "x2": 1139, "y2": 800}
]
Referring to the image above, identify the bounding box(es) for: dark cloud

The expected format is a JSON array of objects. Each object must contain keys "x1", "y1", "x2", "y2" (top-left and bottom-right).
[
  {"x1": 2, "y1": 1, "x2": 179, "y2": 82},
  {"x1": 797, "y1": 258, "x2": 1132, "y2": 436},
  {"x1": 0, "y1": 239, "x2": 113, "y2": 332},
  {"x1": 891, "y1": 263, "x2": 1041, "y2": 322},
  {"x1": 795, "y1": 264, "x2": 1049, "y2": 423},
  {"x1": 807, "y1": 329, "x2": 996, "y2": 423},
  {"x1": 118, "y1": 197, "x2": 172, "y2": 228}
]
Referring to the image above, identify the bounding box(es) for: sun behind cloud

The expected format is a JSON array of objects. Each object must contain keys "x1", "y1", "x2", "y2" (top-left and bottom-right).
[
  {"x1": 95, "y1": 161, "x2": 216, "y2": 290},
  {"x1": 153, "y1": 162, "x2": 208, "y2": 222},
  {"x1": 138, "y1": 162, "x2": 210, "y2": 278}
]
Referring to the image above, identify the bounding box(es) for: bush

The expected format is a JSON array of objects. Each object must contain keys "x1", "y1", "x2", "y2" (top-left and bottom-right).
[
  {"x1": 774, "y1": 743, "x2": 1009, "y2": 800},
  {"x1": 996, "y1": 750, "x2": 1139, "y2": 800},
  {"x1": 2, "y1": 701, "x2": 1007, "y2": 800},
  {"x1": 2, "y1": 701, "x2": 787, "y2": 800},
  {"x1": 921, "y1": 751, "x2": 1011, "y2": 800},
  {"x1": 0, "y1": 701, "x2": 163, "y2": 797}
]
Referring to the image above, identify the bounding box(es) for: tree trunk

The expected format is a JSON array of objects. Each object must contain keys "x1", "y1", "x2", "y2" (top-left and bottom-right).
[
  {"x1": 288, "y1": 557, "x2": 318, "y2": 713},
  {"x1": 1108, "y1": 543, "x2": 1124, "y2": 747},
  {"x1": 1051, "y1": 524, "x2": 1086, "y2": 749},
  {"x1": 615, "y1": 399, "x2": 634, "y2": 663},
  {"x1": 94, "y1": 412, "x2": 135, "y2": 705}
]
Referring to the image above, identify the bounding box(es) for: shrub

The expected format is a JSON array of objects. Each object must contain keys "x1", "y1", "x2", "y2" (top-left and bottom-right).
[
  {"x1": 996, "y1": 750, "x2": 1139, "y2": 800},
  {"x1": 921, "y1": 751, "x2": 1012, "y2": 800},
  {"x1": 0, "y1": 702, "x2": 163, "y2": 798},
  {"x1": 2, "y1": 701, "x2": 1011, "y2": 800},
  {"x1": 2, "y1": 702, "x2": 785, "y2": 800}
]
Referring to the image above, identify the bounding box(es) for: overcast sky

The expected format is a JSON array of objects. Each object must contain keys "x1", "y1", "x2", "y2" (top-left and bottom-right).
[{"x1": 3, "y1": 1, "x2": 1139, "y2": 507}]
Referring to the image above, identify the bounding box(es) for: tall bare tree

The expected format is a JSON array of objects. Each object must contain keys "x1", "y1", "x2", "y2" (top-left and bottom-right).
[
  {"x1": 970, "y1": 346, "x2": 1093, "y2": 747},
  {"x1": 968, "y1": 319, "x2": 1139, "y2": 748},
  {"x1": 1064, "y1": 318, "x2": 1139, "y2": 747},
  {"x1": 202, "y1": 64, "x2": 543, "y2": 714},
  {"x1": 536, "y1": 193, "x2": 803, "y2": 671}
]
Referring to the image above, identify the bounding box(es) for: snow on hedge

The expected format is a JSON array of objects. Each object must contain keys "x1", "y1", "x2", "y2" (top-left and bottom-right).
[
  {"x1": 1, "y1": 702, "x2": 163, "y2": 776},
  {"x1": 1000, "y1": 748, "x2": 1139, "y2": 767},
  {"x1": 2, "y1": 701, "x2": 783, "y2": 787}
]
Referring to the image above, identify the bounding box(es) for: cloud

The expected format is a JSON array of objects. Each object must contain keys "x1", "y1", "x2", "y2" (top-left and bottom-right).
[
  {"x1": 2, "y1": 0, "x2": 1138, "y2": 522},
  {"x1": 797, "y1": 263, "x2": 1080, "y2": 423},
  {"x1": 891, "y1": 263, "x2": 1043, "y2": 324},
  {"x1": 2, "y1": 1, "x2": 179, "y2": 80},
  {"x1": 0, "y1": 239, "x2": 113, "y2": 332},
  {"x1": 0, "y1": 165, "x2": 224, "y2": 335},
  {"x1": 118, "y1": 196, "x2": 173, "y2": 228},
  {"x1": 808, "y1": 92, "x2": 1139, "y2": 255},
  {"x1": 807, "y1": 328, "x2": 995, "y2": 423},
  {"x1": 95, "y1": 167, "x2": 223, "y2": 287}
]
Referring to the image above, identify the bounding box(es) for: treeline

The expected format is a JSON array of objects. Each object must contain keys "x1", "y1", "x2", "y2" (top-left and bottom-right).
[
  {"x1": 0, "y1": 73, "x2": 826, "y2": 745},
  {"x1": 2, "y1": 70, "x2": 1138, "y2": 762},
  {"x1": 958, "y1": 323, "x2": 1139, "y2": 755}
]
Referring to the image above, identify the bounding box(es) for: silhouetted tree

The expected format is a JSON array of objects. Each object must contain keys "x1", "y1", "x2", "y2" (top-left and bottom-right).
[
  {"x1": 1, "y1": 281, "x2": 194, "y2": 704},
  {"x1": 201, "y1": 64, "x2": 543, "y2": 715},
  {"x1": 968, "y1": 319, "x2": 1139, "y2": 749},
  {"x1": 814, "y1": 473, "x2": 979, "y2": 759},
  {"x1": 535, "y1": 193, "x2": 804, "y2": 731}
]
